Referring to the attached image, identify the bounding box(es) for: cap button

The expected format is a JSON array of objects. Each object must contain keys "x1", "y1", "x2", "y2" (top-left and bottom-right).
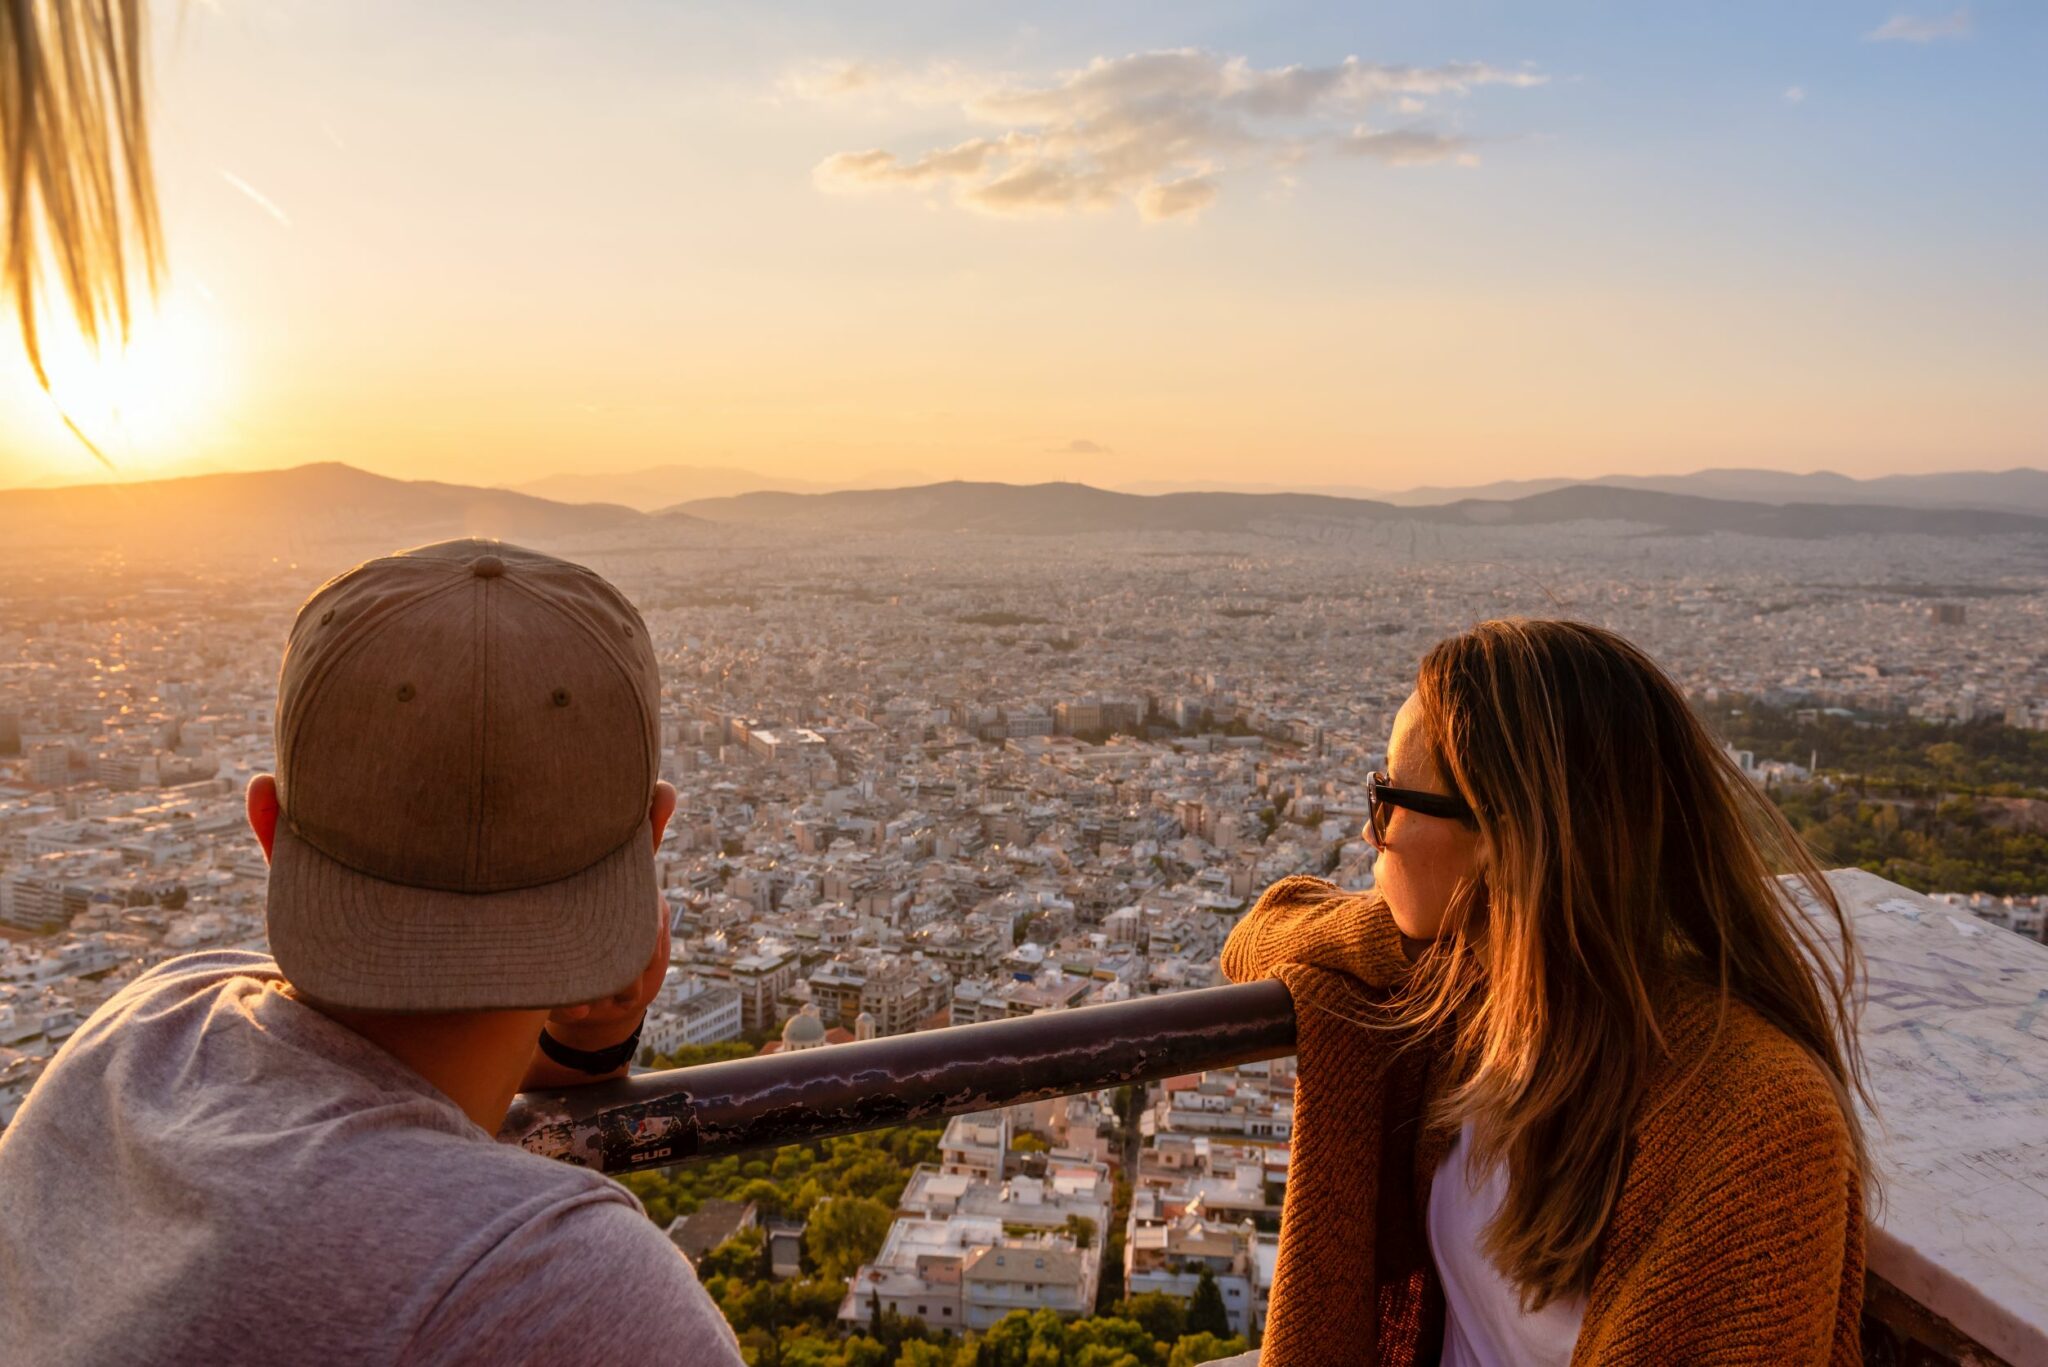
[{"x1": 470, "y1": 555, "x2": 505, "y2": 579}]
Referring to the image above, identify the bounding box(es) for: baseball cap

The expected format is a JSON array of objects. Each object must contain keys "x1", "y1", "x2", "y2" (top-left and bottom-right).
[{"x1": 264, "y1": 539, "x2": 662, "y2": 1011}]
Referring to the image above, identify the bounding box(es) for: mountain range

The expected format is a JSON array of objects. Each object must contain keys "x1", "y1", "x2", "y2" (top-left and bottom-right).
[
  {"x1": 670, "y1": 480, "x2": 2048, "y2": 538},
  {"x1": 1117, "y1": 466, "x2": 2048, "y2": 514},
  {"x1": 4, "y1": 463, "x2": 2047, "y2": 558},
  {"x1": 510, "y1": 463, "x2": 934, "y2": 511},
  {"x1": 506, "y1": 463, "x2": 2048, "y2": 516},
  {"x1": 0, "y1": 462, "x2": 646, "y2": 554}
]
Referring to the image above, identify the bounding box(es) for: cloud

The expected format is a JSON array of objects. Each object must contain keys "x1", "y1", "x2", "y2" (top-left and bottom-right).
[
  {"x1": 1865, "y1": 8, "x2": 1972, "y2": 42},
  {"x1": 1137, "y1": 176, "x2": 1219, "y2": 221},
  {"x1": 790, "y1": 60, "x2": 877, "y2": 97},
  {"x1": 964, "y1": 162, "x2": 1115, "y2": 216},
  {"x1": 1050, "y1": 438, "x2": 1111, "y2": 455},
  {"x1": 778, "y1": 59, "x2": 981, "y2": 106},
  {"x1": 1783, "y1": 85, "x2": 1807, "y2": 103},
  {"x1": 1336, "y1": 127, "x2": 1479, "y2": 166},
  {"x1": 816, "y1": 138, "x2": 1004, "y2": 189},
  {"x1": 801, "y1": 48, "x2": 1545, "y2": 221}
]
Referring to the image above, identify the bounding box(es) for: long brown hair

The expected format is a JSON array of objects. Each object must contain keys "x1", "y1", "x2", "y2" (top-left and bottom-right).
[
  {"x1": 1391, "y1": 618, "x2": 1870, "y2": 1308},
  {"x1": 1, "y1": 0, "x2": 163, "y2": 464}
]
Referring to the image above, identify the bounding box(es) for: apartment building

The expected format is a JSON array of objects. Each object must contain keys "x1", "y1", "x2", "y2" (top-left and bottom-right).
[
  {"x1": 641, "y1": 972, "x2": 744, "y2": 1057},
  {"x1": 1124, "y1": 1197, "x2": 1264, "y2": 1337}
]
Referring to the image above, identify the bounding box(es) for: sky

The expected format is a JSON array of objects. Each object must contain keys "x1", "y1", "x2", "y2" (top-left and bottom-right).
[{"x1": 0, "y1": 0, "x2": 2043, "y2": 493}]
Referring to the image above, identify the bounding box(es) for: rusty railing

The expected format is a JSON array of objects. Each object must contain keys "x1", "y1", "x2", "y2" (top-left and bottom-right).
[{"x1": 500, "y1": 978, "x2": 1297, "y2": 1173}]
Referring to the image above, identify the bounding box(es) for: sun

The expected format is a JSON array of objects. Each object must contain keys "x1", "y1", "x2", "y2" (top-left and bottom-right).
[{"x1": 24, "y1": 287, "x2": 232, "y2": 476}]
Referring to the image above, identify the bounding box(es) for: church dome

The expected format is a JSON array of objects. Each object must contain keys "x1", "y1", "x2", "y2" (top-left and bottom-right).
[{"x1": 782, "y1": 1005, "x2": 827, "y2": 1049}]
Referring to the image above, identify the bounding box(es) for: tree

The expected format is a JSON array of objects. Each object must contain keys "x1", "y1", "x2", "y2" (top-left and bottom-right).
[
  {"x1": 1186, "y1": 1268, "x2": 1231, "y2": 1339},
  {"x1": 836, "y1": 1337, "x2": 890, "y2": 1367},
  {"x1": 1098, "y1": 1176, "x2": 1134, "y2": 1313},
  {"x1": 896, "y1": 1342, "x2": 958, "y2": 1367},
  {"x1": 739, "y1": 1327, "x2": 782, "y2": 1367},
  {"x1": 804, "y1": 1196, "x2": 893, "y2": 1281},
  {"x1": 974, "y1": 1309, "x2": 1067, "y2": 1367},
  {"x1": 1115, "y1": 1293, "x2": 1187, "y2": 1344},
  {"x1": 699, "y1": 1227, "x2": 765, "y2": 1282},
  {"x1": 1065, "y1": 1316, "x2": 1162, "y2": 1367},
  {"x1": 736, "y1": 1177, "x2": 788, "y2": 1219},
  {"x1": 1063, "y1": 1214, "x2": 1097, "y2": 1251},
  {"x1": 1168, "y1": 1332, "x2": 1249, "y2": 1367},
  {"x1": 772, "y1": 1144, "x2": 820, "y2": 1180},
  {"x1": 646, "y1": 1039, "x2": 757, "y2": 1070}
]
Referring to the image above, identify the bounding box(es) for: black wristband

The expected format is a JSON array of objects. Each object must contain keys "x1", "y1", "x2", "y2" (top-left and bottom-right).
[{"x1": 538, "y1": 1017, "x2": 644, "y2": 1075}]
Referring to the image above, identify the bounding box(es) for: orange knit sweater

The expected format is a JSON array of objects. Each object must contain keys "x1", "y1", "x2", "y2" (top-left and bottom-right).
[{"x1": 1221, "y1": 876, "x2": 1865, "y2": 1366}]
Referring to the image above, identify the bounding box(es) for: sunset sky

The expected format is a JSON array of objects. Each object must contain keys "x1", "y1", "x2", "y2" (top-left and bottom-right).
[{"x1": 0, "y1": 1, "x2": 2042, "y2": 494}]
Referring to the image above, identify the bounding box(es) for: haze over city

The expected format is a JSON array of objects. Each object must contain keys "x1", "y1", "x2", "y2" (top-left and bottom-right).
[{"x1": 0, "y1": 0, "x2": 2043, "y2": 493}]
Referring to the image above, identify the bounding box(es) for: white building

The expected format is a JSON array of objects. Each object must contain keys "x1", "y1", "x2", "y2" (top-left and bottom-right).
[
  {"x1": 939, "y1": 1111, "x2": 1009, "y2": 1182},
  {"x1": 837, "y1": 1212, "x2": 999, "y2": 1331},
  {"x1": 640, "y1": 971, "x2": 744, "y2": 1057},
  {"x1": 963, "y1": 1241, "x2": 1095, "y2": 1328},
  {"x1": 1123, "y1": 1201, "x2": 1264, "y2": 1337}
]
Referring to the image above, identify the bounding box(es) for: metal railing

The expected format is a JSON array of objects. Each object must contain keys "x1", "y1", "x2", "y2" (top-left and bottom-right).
[
  {"x1": 499, "y1": 973, "x2": 2010, "y2": 1365},
  {"x1": 500, "y1": 978, "x2": 1297, "y2": 1173}
]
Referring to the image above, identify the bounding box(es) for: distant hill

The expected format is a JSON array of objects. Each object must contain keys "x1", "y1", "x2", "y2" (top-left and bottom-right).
[
  {"x1": 1406, "y1": 467, "x2": 2048, "y2": 514},
  {"x1": 665, "y1": 481, "x2": 1403, "y2": 533},
  {"x1": 1428, "y1": 485, "x2": 2048, "y2": 536},
  {"x1": 513, "y1": 463, "x2": 935, "y2": 512},
  {"x1": 1125, "y1": 467, "x2": 2048, "y2": 514},
  {"x1": 0, "y1": 462, "x2": 649, "y2": 555},
  {"x1": 9, "y1": 466, "x2": 2041, "y2": 558},
  {"x1": 677, "y1": 479, "x2": 2048, "y2": 538}
]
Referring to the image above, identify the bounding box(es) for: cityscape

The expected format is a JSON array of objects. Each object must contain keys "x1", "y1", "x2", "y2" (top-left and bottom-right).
[{"x1": 4, "y1": 476, "x2": 2047, "y2": 1358}]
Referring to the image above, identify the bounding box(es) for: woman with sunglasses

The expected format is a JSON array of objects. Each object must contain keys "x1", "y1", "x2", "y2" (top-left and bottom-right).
[{"x1": 1223, "y1": 618, "x2": 1870, "y2": 1366}]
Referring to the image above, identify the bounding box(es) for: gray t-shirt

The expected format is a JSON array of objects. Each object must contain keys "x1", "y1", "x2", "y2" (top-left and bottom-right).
[{"x1": 0, "y1": 950, "x2": 743, "y2": 1366}]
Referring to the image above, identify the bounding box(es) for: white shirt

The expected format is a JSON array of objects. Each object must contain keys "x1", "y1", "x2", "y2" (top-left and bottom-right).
[{"x1": 1428, "y1": 1119, "x2": 1585, "y2": 1367}]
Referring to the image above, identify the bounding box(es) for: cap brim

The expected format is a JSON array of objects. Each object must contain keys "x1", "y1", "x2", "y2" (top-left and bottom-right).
[{"x1": 265, "y1": 822, "x2": 658, "y2": 1012}]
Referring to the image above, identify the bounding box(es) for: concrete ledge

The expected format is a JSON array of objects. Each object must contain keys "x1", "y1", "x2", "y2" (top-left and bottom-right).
[{"x1": 1818, "y1": 869, "x2": 2048, "y2": 1364}]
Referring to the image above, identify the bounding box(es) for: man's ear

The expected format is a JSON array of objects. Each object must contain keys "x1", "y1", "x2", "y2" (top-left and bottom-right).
[
  {"x1": 649, "y1": 780, "x2": 678, "y2": 851},
  {"x1": 247, "y1": 774, "x2": 281, "y2": 862}
]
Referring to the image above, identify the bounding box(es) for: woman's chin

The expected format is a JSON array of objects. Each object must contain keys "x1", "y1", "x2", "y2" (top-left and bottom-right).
[{"x1": 1387, "y1": 904, "x2": 1445, "y2": 942}]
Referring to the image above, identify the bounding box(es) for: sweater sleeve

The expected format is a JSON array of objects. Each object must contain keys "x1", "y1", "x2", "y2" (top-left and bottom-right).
[
  {"x1": 1222, "y1": 875, "x2": 1414, "y2": 989},
  {"x1": 1575, "y1": 1079, "x2": 1861, "y2": 1366},
  {"x1": 1224, "y1": 879, "x2": 1445, "y2": 1363}
]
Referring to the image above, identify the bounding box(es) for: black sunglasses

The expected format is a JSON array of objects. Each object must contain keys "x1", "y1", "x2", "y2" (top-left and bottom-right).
[{"x1": 1366, "y1": 770, "x2": 1476, "y2": 845}]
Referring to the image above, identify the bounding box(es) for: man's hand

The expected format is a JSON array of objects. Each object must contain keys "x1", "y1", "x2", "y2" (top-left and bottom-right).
[
  {"x1": 550, "y1": 897, "x2": 671, "y2": 1048},
  {"x1": 519, "y1": 781, "x2": 678, "y2": 1090},
  {"x1": 518, "y1": 898, "x2": 669, "y2": 1090}
]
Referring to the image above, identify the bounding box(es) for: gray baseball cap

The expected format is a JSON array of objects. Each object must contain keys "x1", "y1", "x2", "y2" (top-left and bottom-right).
[{"x1": 265, "y1": 539, "x2": 662, "y2": 1011}]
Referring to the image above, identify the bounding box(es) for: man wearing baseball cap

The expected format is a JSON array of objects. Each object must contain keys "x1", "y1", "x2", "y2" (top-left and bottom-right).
[{"x1": 0, "y1": 541, "x2": 744, "y2": 1365}]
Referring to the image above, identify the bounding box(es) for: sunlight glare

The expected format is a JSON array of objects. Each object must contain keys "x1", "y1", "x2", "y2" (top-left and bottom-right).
[{"x1": 29, "y1": 288, "x2": 232, "y2": 475}]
